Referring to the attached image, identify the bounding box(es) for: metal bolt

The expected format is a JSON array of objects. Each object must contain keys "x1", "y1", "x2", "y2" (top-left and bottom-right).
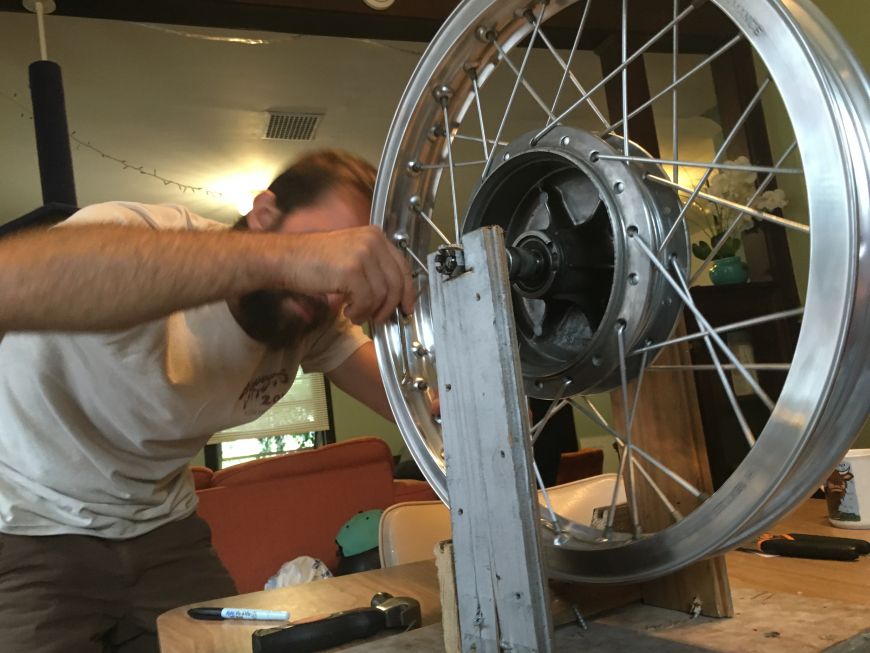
[{"x1": 572, "y1": 605, "x2": 588, "y2": 631}]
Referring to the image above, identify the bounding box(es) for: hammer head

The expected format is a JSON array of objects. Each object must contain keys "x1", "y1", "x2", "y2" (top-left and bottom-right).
[{"x1": 369, "y1": 593, "x2": 421, "y2": 630}]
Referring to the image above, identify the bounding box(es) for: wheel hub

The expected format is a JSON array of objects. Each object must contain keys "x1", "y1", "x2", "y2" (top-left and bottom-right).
[{"x1": 463, "y1": 126, "x2": 689, "y2": 398}]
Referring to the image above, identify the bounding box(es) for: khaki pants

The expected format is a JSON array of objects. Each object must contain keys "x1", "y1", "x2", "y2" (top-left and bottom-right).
[{"x1": 0, "y1": 515, "x2": 236, "y2": 653}]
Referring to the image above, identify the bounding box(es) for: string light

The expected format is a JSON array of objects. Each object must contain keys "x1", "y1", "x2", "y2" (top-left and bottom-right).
[{"x1": 2, "y1": 89, "x2": 223, "y2": 200}]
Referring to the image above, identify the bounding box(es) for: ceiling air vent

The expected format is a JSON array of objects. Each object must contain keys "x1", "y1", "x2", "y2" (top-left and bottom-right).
[{"x1": 263, "y1": 111, "x2": 323, "y2": 141}]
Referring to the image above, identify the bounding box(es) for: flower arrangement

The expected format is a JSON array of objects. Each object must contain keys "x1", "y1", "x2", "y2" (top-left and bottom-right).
[{"x1": 690, "y1": 156, "x2": 788, "y2": 262}]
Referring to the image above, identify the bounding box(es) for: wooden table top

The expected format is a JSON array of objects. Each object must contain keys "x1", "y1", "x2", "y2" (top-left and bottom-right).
[
  {"x1": 158, "y1": 498, "x2": 870, "y2": 652},
  {"x1": 726, "y1": 497, "x2": 870, "y2": 606},
  {"x1": 157, "y1": 559, "x2": 441, "y2": 653}
]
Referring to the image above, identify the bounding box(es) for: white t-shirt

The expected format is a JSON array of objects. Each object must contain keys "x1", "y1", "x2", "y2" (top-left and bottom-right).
[{"x1": 0, "y1": 202, "x2": 369, "y2": 538}]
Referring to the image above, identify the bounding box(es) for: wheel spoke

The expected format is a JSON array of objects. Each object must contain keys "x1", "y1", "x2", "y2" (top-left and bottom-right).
[
  {"x1": 531, "y1": 1, "x2": 699, "y2": 145},
  {"x1": 530, "y1": 397, "x2": 570, "y2": 444},
  {"x1": 439, "y1": 102, "x2": 462, "y2": 244},
  {"x1": 604, "y1": 34, "x2": 743, "y2": 137},
  {"x1": 631, "y1": 233, "x2": 775, "y2": 410},
  {"x1": 483, "y1": 1, "x2": 548, "y2": 178},
  {"x1": 672, "y1": 260, "x2": 757, "y2": 447},
  {"x1": 393, "y1": 309, "x2": 411, "y2": 385},
  {"x1": 409, "y1": 198, "x2": 452, "y2": 246},
  {"x1": 648, "y1": 174, "x2": 810, "y2": 234},
  {"x1": 594, "y1": 154, "x2": 801, "y2": 176},
  {"x1": 649, "y1": 363, "x2": 790, "y2": 372},
  {"x1": 545, "y1": 0, "x2": 595, "y2": 122},
  {"x1": 468, "y1": 68, "x2": 490, "y2": 161},
  {"x1": 631, "y1": 307, "x2": 804, "y2": 356},
  {"x1": 416, "y1": 159, "x2": 488, "y2": 170},
  {"x1": 395, "y1": 236, "x2": 430, "y2": 277},
  {"x1": 620, "y1": 0, "x2": 630, "y2": 156},
  {"x1": 689, "y1": 140, "x2": 801, "y2": 284},
  {"x1": 604, "y1": 426, "x2": 631, "y2": 539},
  {"x1": 616, "y1": 321, "x2": 642, "y2": 538},
  {"x1": 455, "y1": 134, "x2": 509, "y2": 148},
  {"x1": 659, "y1": 77, "x2": 772, "y2": 253},
  {"x1": 671, "y1": 0, "x2": 679, "y2": 185},
  {"x1": 569, "y1": 397, "x2": 707, "y2": 500},
  {"x1": 490, "y1": 38, "x2": 557, "y2": 122},
  {"x1": 534, "y1": 462, "x2": 563, "y2": 536},
  {"x1": 534, "y1": 25, "x2": 609, "y2": 129}
]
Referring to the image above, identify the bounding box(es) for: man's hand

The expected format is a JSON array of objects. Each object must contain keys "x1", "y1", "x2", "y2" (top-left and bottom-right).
[{"x1": 275, "y1": 226, "x2": 415, "y2": 324}]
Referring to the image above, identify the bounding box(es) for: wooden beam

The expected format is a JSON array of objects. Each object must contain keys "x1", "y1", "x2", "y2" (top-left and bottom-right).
[{"x1": 0, "y1": 0, "x2": 737, "y2": 52}]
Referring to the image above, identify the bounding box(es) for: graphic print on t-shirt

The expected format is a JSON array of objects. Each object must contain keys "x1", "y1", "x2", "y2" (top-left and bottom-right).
[{"x1": 238, "y1": 371, "x2": 292, "y2": 416}]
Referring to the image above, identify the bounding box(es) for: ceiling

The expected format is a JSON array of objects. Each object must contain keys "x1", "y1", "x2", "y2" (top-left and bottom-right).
[{"x1": 0, "y1": 1, "x2": 862, "y2": 228}]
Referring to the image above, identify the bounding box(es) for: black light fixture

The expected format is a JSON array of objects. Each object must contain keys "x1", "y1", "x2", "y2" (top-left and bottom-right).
[{"x1": 1, "y1": 0, "x2": 79, "y2": 236}]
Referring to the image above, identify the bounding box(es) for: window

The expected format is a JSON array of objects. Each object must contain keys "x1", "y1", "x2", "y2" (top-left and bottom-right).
[{"x1": 206, "y1": 371, "x2": 331, "y2": 468}]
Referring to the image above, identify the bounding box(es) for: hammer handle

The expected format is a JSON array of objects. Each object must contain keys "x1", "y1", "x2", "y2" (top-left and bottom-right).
[{"x1": 252, "y1": 607, "x2": 386, "y2": 653}]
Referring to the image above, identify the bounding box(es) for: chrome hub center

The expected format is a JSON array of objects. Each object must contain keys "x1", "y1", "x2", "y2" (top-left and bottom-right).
[{"x1": 463, "y1": 126, "x2": 690, "y2": 398}]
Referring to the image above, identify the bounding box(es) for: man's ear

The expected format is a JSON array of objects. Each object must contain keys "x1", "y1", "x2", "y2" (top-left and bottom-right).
[{"x1": 247, "y1": 191, "x2": 282, "y2": 232}]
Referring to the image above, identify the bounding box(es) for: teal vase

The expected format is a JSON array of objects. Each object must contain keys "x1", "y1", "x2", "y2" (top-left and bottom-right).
[{"x1": 709, "y1": 255, "x2": 748, "y2": 285}]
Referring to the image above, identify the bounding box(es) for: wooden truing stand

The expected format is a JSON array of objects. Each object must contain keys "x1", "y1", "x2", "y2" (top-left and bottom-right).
[
  {"x1": 429, "y1": 227, "x2": 554, "y2": 653},
  {"x1": 429, "y1": 226, "x2": 732, "y2": 651}
]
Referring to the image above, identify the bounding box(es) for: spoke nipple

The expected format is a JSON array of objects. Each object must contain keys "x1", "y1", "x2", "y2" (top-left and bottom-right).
[
  {"x1": 408, "y1": 195, "x2": 422, "y2": 211},
  {"x1": 560, "y1": 136, "x2": 571, "y2": 147},
  {"x1": 503, "y1": 152, "x2": 511, "y2": 161},
  {"x1": 626, "y1": 225, "x2": 639, "y2": 237},
  {"x1": 406, "y1": 160, "x2": 421, "y2": 175},
  {"x1": 411, "y1": 377, "x2": 428, "y2": 391},
  {"x1": 392, "y1": 231, "x2": 408, "y2": 247},
  {"x1": 411, "y1": 341, "x2": 429, "y2": 357},
  {"x1": 475, "y1": 24, "x2": 496, "y2": 42},
  {"x1": 427, "y1": 125, "x2": 445, "y2": 141},
  {"x1": 432, "y1": 84, "x2": 453, "y2": 105},
  {"x1": 554, "y1": 532, "x2": 570, "y2": 546}
]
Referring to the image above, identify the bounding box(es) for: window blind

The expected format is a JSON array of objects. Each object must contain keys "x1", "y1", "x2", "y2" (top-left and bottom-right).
[{"x1": 208, "y1": 371, "x2": 329, "y2": 445}]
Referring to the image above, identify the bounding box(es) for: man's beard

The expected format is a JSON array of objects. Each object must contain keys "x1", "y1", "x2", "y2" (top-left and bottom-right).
[{"x1": 235, "y1": 290, "x2": 331, "y2": 350}]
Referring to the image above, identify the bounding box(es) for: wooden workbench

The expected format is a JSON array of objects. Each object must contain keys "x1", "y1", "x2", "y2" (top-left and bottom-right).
[{"x1": 158, "y1": 498, "x2": 870, "y2": 652}]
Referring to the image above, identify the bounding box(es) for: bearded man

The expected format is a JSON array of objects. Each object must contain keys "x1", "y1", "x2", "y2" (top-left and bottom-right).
[{"x1": 0, "y1": 149, "x2": 413, "y2": 652}]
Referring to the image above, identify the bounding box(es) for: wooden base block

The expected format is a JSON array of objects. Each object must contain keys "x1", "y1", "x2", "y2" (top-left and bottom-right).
[{"x1": 344, "y1": 588, "x2": 870, "y2": 652}]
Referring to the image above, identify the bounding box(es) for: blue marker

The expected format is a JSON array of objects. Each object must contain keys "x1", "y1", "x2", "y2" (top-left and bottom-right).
[{"x1": 187, "y1": 607, "x2": 289, "y2": 621}]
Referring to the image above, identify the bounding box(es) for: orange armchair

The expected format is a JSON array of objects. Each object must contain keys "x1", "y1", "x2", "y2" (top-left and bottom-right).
[{"x1": 193, "y1": 437, "x2": 436, "y2": 593}]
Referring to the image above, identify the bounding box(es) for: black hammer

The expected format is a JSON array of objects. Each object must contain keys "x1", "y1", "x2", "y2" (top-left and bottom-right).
[{"x1": 251, "y1": 592, "x2": 421, "y2": 653}]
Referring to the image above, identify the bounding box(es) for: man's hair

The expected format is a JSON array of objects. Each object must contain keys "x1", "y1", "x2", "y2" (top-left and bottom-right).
[{"x1": 268, "y1": 149, "x2": 376, "y2": 216}]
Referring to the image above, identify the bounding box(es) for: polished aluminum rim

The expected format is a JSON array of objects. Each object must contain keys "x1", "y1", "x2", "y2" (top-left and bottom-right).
[{"x1": 373, "y1": 0, "x2": 870, "y2": 582}]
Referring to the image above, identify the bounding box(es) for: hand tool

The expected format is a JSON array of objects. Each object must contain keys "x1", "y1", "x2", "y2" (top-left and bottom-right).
[
  {"x1": 251, "y1": 593, "x2": 420, "y2": 653},
  {"x1": 738, "y1": 532, "x2": 864, "y2": 560}
]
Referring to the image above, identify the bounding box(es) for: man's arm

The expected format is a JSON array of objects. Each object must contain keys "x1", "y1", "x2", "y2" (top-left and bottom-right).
[
  {"x1": 326, "y1": 341, "x2": 395, "y2": 421},
  {"x1": 0, "y1": 224, "x2": 414, "y2": 332}
]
